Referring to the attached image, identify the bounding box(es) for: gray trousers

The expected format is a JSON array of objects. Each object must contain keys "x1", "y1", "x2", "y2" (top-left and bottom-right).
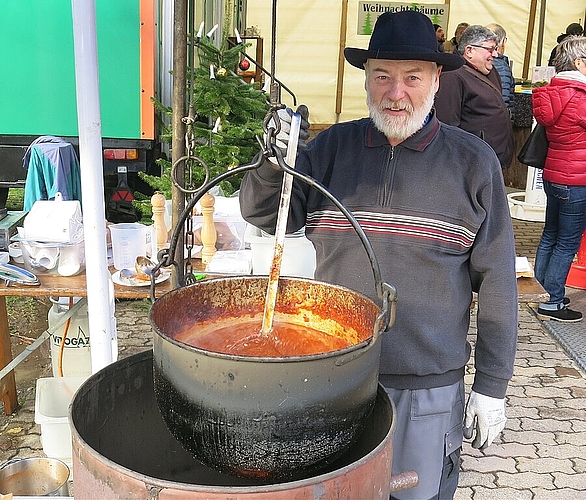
[{"x1": 385, "y1": 380, "x2": 465, "y2": 500}]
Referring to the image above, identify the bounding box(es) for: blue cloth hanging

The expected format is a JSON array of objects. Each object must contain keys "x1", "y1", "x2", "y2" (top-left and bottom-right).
[{"x1": 23, "y1": 136, "x2": 82, "y2": 211}]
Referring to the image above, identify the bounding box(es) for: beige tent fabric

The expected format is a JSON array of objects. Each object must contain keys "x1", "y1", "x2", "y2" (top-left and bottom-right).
[{"x1": 246, "y1": 0, "x2": 585, "y2": 126}]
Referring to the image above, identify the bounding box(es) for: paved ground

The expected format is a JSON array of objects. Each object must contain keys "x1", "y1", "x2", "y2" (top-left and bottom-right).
[{"x1": 1, "y1": 217, "x2": 586, "y2": 498}]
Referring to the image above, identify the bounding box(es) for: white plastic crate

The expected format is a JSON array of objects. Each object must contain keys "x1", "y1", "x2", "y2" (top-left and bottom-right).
[{"x1": 34, "y1": 377, "x2": 86, "y2": 463}]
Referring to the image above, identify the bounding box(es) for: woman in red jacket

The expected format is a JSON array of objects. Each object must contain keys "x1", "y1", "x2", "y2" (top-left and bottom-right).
[{"x1": 532, "y1": 35, "x2": 586, "y2": 322}]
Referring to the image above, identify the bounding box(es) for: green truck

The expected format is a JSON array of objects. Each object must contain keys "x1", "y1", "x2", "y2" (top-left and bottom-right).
[{"x1": 0, "y1": 0, "x2": 159, "y2": 220}]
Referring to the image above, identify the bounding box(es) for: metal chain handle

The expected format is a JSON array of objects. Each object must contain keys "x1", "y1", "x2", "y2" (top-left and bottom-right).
[
  {"x1": 171, "y1": 106, "x2": 211, "y2": 195},
  {"x1": 171, "y1": 154, "x2": 210, "y2": 195}
]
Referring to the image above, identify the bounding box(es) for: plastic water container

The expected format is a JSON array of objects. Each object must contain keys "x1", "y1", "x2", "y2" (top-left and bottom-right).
[
  {"x1": 109, "y1": 222, "x2": 148, "y2": 270},
  {"x1": 35, "y1": 377, "x2": 86, "y2": 467},
  {"x1": 48, "y1": 297, "x2": 91, "y2": 378},
  {"x1": 245, "y1": 225, "x2": 316, "y2": 278}
]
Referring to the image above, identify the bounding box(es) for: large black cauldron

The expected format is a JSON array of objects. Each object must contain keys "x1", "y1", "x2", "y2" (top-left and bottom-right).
[{"x1": 150, "y1": 275, "x2": 392, "y2": 481}]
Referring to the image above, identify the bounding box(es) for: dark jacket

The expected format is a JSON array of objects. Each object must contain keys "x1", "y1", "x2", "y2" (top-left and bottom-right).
[
  {"x1": 532, "y1": 71, "x2": 586, "y2": 185},
  {"x1": 239, "y1": 114, "x2": 518, "y2": 399},
  {"x1": 492, "y1": 54, "x2": 515, "y2": 118},
  {"x1": 435, "y1": 61, "x2": 514, "y2": 168}
]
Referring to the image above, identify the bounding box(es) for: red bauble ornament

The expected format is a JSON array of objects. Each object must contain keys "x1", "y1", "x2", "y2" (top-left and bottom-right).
[{"x1": 239, "y1": 59, "x2": 250, "y2": 71}]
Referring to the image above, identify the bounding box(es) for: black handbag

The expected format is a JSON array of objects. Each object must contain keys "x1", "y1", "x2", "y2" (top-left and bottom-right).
[{"x1": 517, "y1": 124, "x2": 549, "y2": 169}]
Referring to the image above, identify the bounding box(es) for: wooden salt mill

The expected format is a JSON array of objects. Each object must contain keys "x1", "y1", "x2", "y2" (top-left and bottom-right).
[
  {"x1": 200, "y1": 192, "x2": 217, "y2": 265},
  {"x1": 151, "y1": 192, "x2": 168, "y2": 253}
]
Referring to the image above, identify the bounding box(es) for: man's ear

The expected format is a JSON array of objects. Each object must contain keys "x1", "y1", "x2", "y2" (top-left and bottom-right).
[{"x1": 434, "y1": 65, "x2": 443, "y2": 92}]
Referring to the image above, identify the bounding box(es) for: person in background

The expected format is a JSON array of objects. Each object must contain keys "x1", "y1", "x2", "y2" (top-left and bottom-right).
[
  {"x1": 532, "y1": 35, "x2": 586, "y2": 323},
  {"x1": 443, "y1": 22, "x2": 469, "y2": 53},
  {"x1": 486, "y1": 22, "x2": 515, "y2": 119},
  {"x1": 434, "y1": 23, "x2": 446, "y2": 52},
  {"x1": 435, "y1": 25, "x2": 514, "y2": 169},
  {"x1": 240, "y1": 11, "x2": 518, "y2": 500},
  {"x1": 548, "y1": 22, "x2": 584, "y2": 66}
]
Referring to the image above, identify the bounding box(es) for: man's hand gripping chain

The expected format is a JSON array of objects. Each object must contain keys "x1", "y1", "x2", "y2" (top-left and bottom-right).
[{"x1": 263, "y1": 105, "x2": 311, "y2": 166}]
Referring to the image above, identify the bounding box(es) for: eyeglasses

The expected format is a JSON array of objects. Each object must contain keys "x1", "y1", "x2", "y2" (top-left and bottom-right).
[{"x1": 470, "y1": 44, "x2": 498, "y2": 54}]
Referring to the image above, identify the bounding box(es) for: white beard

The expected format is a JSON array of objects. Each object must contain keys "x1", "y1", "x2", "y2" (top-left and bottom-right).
[{"x1": 367, "y1": 86, "x2": 436, "y2": 142}]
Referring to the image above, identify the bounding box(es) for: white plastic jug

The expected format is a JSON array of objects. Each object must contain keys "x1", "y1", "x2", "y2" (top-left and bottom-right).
[{"x1": 109, "y1": 223, "x2": 148, "y2": 270}]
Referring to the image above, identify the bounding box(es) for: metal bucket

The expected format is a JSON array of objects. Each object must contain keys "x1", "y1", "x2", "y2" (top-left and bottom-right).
[{"x1": 0, "y1": 457, "x2": 70, "y2": 496}]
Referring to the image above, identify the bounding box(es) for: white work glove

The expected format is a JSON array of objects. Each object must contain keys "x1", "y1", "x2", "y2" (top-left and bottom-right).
[
  {"x1": 265, "y1": 105, "x2": 310, "y2": 161},
  {"x1": 463, "y1": 391, "x2": 506, "y2": 450}
]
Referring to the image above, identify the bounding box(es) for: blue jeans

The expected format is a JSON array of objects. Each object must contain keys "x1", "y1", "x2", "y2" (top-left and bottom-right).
[{"x1": 534, "y1": 181, "x2": 586, "y2": 307}]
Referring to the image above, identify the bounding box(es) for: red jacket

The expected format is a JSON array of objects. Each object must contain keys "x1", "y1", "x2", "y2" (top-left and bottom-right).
[{"x1": 532, "y1": 72, "x2": 586, "y2": 185}]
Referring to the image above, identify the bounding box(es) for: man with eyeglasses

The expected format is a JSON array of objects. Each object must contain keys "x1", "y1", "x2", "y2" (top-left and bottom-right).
[{"x1": 435, "y1": 25, "x2": 514, "y2": 170}]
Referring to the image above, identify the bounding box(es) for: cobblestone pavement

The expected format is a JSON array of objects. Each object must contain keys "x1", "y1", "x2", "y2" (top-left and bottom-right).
[{"x1": 1, "y1": 218, "x2": 585, "y2": 498}]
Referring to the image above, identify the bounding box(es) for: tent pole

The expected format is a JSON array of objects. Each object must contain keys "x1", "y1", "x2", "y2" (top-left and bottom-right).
[
  {"x1": 535, "y1": 0, "x2": 547, "y2": 65},
  {"x1": 171, "y1": 0, "x2": 188, "y2": 288},
  {"x1": 334, "y1": 0, "x2": 349, "y2": 123},
  {"x1": 71, "y1": 0, "x2": 116, "y2": 372},
  {"x1": 522, "y1": 0, "x2": 539, "y2": 79}
]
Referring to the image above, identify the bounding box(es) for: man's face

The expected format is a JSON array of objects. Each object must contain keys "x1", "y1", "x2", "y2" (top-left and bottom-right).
[
  {"x1": 464, "y1": 40, "x2": 498, "y2": 75},
  {"x1": 436, "y1": 27, "x2": 445, "y2": 43},
  {"x1": 365, "y1": 59, "x2": 441, "y2": 145}
]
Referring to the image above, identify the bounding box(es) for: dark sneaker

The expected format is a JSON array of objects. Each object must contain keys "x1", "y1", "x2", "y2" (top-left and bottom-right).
[
  {"x1": 563, "y1": 297, "x2": 571, "y2": 305},
  {"x1": 537, "y1": 306, "x2": 582, "y2": 323}
]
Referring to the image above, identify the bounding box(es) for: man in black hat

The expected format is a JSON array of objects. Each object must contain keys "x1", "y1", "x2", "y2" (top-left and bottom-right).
[
  {"x1": 548, "y1": 22, "x2": 584, "y2": 66},
  {"x1": 240, "y1": 10, "x2": 518, "y2": 499}
]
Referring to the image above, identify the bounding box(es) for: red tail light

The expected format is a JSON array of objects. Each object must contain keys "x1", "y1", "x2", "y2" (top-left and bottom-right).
[{"x1": 104, "y1": 149, "x2": 138, "y2": 160}]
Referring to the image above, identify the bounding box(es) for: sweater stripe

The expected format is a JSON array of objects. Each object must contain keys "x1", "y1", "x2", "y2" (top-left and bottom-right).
[{"x1": 307, "y1": 210, "x2": 476, "y2": 249}]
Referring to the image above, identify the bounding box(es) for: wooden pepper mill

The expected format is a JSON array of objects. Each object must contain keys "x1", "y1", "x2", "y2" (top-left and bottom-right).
[
  {"x1": 151, "y1": 192, "x2": 168, "y2": 254},
  {"x1": 200, "y1": 192, "x2": 217, "y2": 265}
]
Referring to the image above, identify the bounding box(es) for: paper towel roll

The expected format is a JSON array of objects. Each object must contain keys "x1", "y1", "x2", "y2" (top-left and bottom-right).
[
  {"x1": 35, "y1": 247, "x2": 59, "y2": 270},
  {"x1": 58, "y1": 244, "x2": 83, "y2": 276},
  {"x1": 8, "y1": 243, "x2": 23, "y2": 264}
]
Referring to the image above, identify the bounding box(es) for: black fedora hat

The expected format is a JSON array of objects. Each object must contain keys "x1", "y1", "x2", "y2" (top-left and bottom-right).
[{"x1": 345, "y1": 11, "x2": 463, "y2": 71}]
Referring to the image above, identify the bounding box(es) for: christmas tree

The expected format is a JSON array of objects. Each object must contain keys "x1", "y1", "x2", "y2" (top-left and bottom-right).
[{"x1": 135, "y1": 34, "x2": 269, "y2": 217}]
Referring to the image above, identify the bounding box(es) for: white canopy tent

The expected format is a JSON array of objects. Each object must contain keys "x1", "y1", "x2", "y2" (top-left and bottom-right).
[{"x1": 245, "y1": 0, "x2": 585, "y2": 125}]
